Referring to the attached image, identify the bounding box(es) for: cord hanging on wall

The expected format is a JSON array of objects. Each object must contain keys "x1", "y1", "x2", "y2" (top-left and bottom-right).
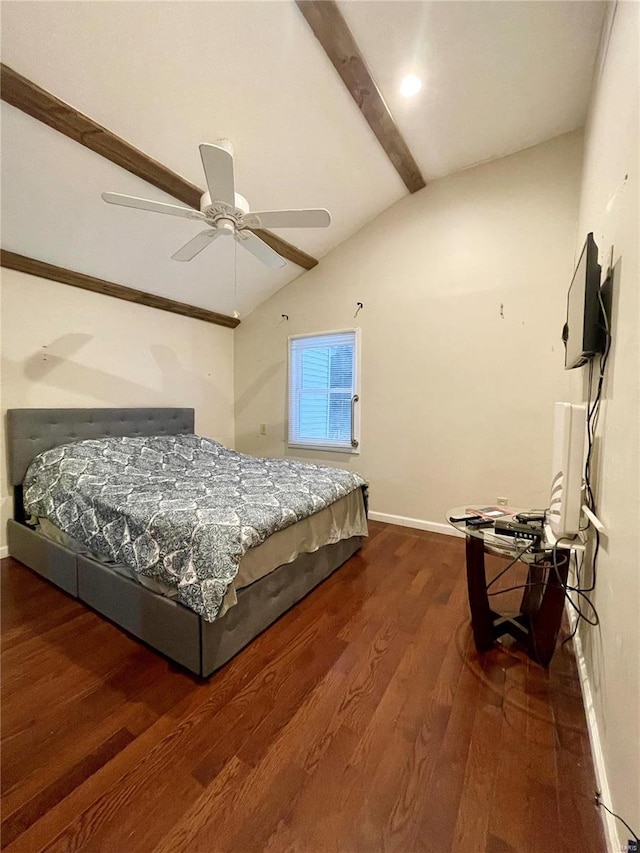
[
  {"x1": 354, "y1": 302, "x2": 363, "y2": 318},
  {"x1": 281, "y1": 314, "x2": 289, "y2": 321}
]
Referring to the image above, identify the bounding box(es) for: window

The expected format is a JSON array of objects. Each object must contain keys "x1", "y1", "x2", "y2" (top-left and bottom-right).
[{"x1": 288, "y1": 329, "x2": 360, "y2": 452}]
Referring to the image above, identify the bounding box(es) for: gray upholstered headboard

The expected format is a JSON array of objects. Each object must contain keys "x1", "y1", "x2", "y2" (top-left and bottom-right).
[{"x1": 6, "y1": 408, "x2": 195, "y2": 486}]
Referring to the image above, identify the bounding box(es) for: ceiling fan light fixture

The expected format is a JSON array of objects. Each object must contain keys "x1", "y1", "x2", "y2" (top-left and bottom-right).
[{"x1": 400, "y1": 74, "x2": 422, "y2": 98}]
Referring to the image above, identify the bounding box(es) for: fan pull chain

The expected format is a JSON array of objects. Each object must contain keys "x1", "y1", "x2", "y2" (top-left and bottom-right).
[{"x1": 233, "y1": 237, "x2": 240, "y2": 319}]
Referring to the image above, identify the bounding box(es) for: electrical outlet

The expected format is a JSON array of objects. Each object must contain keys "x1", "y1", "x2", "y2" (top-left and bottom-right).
[
  {"x1": 497, "y1": 497, "x2": 508, "y2": 507},
  {"x1": 260, "y1": 423, "x2": 267, "y2": 436}
]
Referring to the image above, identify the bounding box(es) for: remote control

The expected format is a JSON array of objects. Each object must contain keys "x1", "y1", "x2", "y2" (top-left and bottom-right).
[{"x1": 466, "y1": 518, "x2": 494, "y2": 529}]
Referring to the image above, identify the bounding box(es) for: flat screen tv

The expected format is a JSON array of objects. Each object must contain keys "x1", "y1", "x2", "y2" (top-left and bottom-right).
[{"x1": 562, "y1": 233, "x2": 604, "y2": 369}]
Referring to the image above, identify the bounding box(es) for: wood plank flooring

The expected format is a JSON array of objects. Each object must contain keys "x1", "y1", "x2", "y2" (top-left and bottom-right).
[{"x1": 1, "y1": 522, "x2": 606, "y2": 852}]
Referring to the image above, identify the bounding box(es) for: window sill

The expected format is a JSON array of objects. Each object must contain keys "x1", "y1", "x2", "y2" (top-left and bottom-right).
[{"x1": 287, "y1": 442, "x2": 360, "y2": 455}]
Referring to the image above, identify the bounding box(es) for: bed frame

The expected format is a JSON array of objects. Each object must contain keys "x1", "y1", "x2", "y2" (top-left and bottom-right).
[{"x1": 5, "y1": 408, "x2": 363, "y2": 677}]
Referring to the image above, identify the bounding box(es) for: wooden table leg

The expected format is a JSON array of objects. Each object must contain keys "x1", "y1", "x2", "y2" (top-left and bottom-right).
[
  {"x1": 465, "y1": 535, "x2": 495, "y2": 652},
  {"x1": 520, "y1": 563, "x2": 545, "y2": 615},
  {"x1": 527, "y1": 551, "x2": 570, "y2": 667}
]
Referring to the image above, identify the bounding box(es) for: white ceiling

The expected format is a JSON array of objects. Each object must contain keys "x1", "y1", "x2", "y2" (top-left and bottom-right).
[
  {"x1": 340, "y1": 1, "x2": 607, "y2": 179},
  {"x1": 1, "y1": 1, "x2": 606, "y2": 318}
]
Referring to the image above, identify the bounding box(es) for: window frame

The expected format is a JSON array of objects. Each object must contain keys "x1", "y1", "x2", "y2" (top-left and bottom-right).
[{"x1": 286, "y1": 328, "x2": 361, "y2": 454}]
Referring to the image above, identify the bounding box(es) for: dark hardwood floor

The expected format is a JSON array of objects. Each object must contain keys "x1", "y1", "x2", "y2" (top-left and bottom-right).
[{"x1": 1, "y1": 521, "x2": 606, "y2": 852}]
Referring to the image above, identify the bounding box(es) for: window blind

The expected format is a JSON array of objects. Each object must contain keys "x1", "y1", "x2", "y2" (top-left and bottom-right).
[{"x1": 288, "y1": 330, "x2": 358, "y2": 451}]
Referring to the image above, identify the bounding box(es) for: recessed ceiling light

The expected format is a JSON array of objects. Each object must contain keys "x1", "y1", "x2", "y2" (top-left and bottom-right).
[{"x1": 400, "y1": 74, "x2": 422, "y2": 98}]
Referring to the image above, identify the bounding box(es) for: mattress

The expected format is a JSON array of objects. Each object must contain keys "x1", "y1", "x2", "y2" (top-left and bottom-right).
[
  {"x1": 23, "y1": 433, "x2": 367, "y2": 620},
  {"x1": 37, "y1": 489, "x2": 367, "y2": 616}
]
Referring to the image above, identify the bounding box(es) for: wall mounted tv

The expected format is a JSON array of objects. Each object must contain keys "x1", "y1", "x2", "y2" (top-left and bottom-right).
[{"x1": 562, "y1": 232, "x2": 604, "y2": 369}]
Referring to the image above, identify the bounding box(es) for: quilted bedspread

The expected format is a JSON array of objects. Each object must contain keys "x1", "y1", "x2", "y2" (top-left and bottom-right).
[{"x1": 23, "y1": 434, "x2": 366, "y2": 621}]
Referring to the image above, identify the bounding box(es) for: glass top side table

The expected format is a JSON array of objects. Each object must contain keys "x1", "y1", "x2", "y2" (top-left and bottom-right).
[{"x1": 447, "y1": 505, "x2": 569, "y2": 667}]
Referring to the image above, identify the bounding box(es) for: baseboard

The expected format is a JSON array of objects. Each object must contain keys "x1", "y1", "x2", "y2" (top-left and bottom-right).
[
  {"x1": 0, "y1": 545, "x2": 8, "y2": 559},
  {"x1": 368, "y1": 511, "x2": 464, "y2": 538},
  {"x1": 568, "y1": 607, "x2": 620, "y2": 853}
]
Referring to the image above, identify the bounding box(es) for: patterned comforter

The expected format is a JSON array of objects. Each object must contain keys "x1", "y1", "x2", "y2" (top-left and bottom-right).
[{"x1": 23, "y1": 434, "x2": 367, "y2": 621}]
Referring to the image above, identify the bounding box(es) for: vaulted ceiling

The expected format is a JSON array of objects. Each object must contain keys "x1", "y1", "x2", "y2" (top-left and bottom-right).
[{"x1": 1, "y1": 1, "x2": 607, "y2": 319}]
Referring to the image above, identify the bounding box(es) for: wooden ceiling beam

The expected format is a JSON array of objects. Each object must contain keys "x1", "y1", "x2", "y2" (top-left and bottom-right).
[
  {"x1": 0, "y1": 63, "x2": 318, "y2": 270},
  {"x1": 296, "y1": 1, "x2": 425, "y2": 194},
  {"x1": 1, "y1": 250, "x2": 240, "y2": 329}
]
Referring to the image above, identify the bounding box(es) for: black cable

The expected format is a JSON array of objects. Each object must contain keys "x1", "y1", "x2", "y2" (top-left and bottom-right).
[
  {"x1": 483, "y1": 536, "x2": 601, "y2": 666},
  {"x1": 567, "y1": 285, "x2": 611, "y2": 638},
  {"x1": 487, "y1": 579, "x2": 547, "y2": 597},
  {"x1": 550, "y1": 538, "x2": 600, "y2": 642},
  {"x1": 596, "y1": 795, "x2": 639, "y2": 843},
  {"x1": 552, "y1": 534, "x2": 598, "y2": 604},
  {"x1": 585, "y1": 291, "x2": 611, "y2": 484},
  {"x1": 567, "y1": 535, "x2": 597, "y2": 594},
  {"x1": 485, "y1": 542, "x2": 535, "y2": 591},
  {"x1": 487, "y1": 568, "x2": 599, "y2": 619},
  {"x1": 562, "y1": 613, "x2": 581, "y2": 646},
  {"x1": 484, "y1": 540, "x2": 549, "y2": 598},
  {"x1": 486, "y1": 538, "x2": 600, "y2": 630},
  {"x1": 585, "y1": 356, "x2": 600, "y2": 515},
  {"x1": 561, "y1": 585, "x2": 599, "y2": 626}
]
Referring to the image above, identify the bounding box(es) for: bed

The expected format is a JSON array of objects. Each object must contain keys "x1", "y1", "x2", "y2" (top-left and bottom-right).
[{"x1": 6, "y1": 408, "x2": 367, "y2": 676}]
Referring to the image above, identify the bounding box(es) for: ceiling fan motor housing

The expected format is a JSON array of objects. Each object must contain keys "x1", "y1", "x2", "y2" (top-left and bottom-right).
[{"x1": 200, "y1": 191, "x2": 250, "y2": 218}]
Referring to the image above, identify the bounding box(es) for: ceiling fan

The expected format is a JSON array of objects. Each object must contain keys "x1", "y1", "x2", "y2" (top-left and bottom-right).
[{"x1": 102, "y1": 140, "x2": 331, "y2": 269}]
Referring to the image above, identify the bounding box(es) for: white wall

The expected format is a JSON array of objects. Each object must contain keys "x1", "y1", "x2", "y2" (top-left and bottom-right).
[
  {"x1": 235, "y1": 131, "x2": 582, "y2": 531},
  {"x1": 0, "y1": 270, "x2": 234, "y2": 551},
  {"x1": 572, "y1": 2, "x2": 639, "y2": 846}
]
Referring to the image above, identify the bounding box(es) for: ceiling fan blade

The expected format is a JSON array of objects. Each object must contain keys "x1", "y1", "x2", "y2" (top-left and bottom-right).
[
  {"x1": 171, "y1": 229, "x2": 222, "y2": 262},
  {"x1": 199, "y1": 144, "x2": 235, "y2": 208},
  {"x1": 102, "y1": 192, "x2": 204, "y2": 220},
  {"x1": 249, "y1": 209, "x2": 331, "y2": 229},
  {"x1": 236, "y1": 230, "x2": 286, "y2": 269}
]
